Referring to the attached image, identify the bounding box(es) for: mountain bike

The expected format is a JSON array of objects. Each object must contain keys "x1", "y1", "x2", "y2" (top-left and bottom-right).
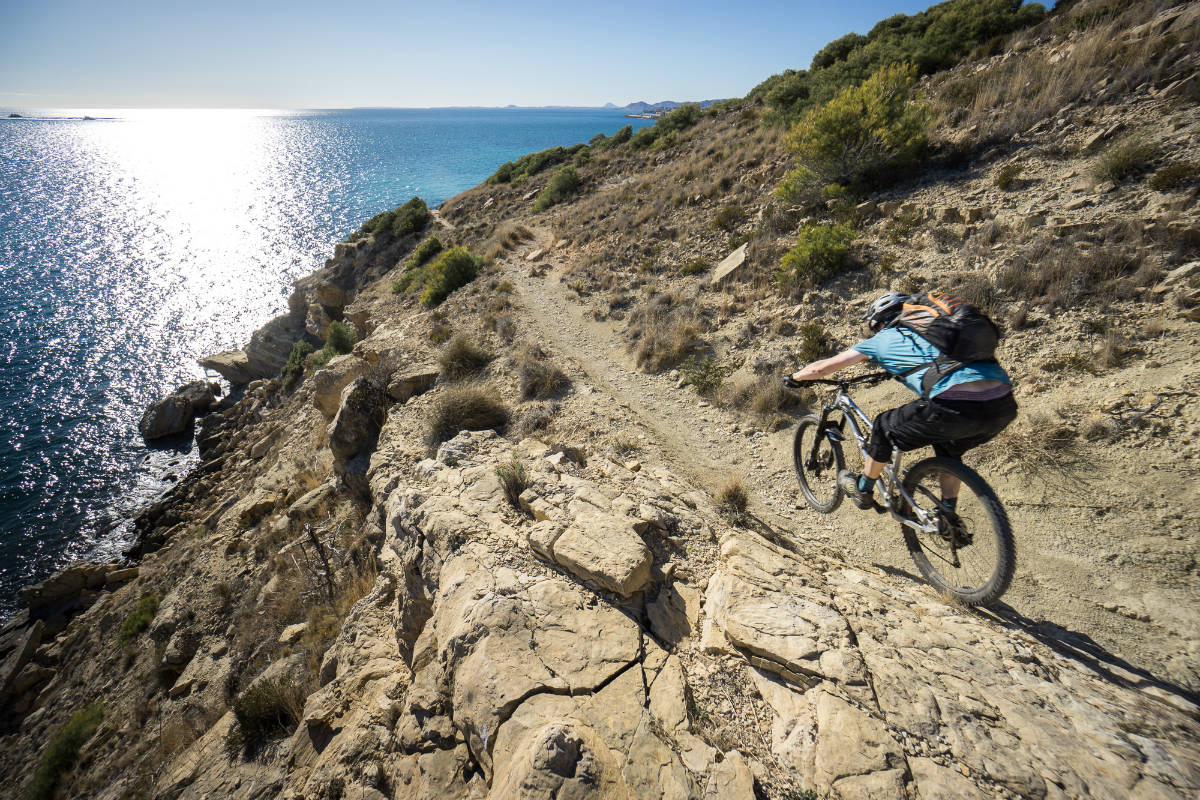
[{"x1": 786, "y1": 372, "x2": 1015, "y2": 606}]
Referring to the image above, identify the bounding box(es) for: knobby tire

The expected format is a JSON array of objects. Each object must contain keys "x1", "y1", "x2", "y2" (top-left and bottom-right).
[
  {"x1": 900, "y1": 457, "x2": 1016, "y2": 606},
  {"x1": 793, "y1": 415, "x2": 843, "y2": 513}
]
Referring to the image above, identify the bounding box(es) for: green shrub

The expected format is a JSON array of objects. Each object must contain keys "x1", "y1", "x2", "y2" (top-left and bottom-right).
[
  {"x1": 532, "y1": 166, "x2": 581, "y2": 212},
  {"x1": 796, "y1": 322, "x2": 828, "y2": 361},
  {"x1": 658, "y1": 103, "x2": 702, "y2": 133},
  {"x1": 325, "y1": 321, "x2": 356, "y2": 356},
  {"x1": 680, "y1": 259, "x2": 707, "y2": 276},
  {"x1": 24, "y1": 702, "x2": 104, "y2": 800},
  {"x1": 631, "y1": 125, "x2": 660, "y2": 150},
  {"x1": 609, "y1": 125, "x2": 633, "y2": 146},
  {"x1": 774, "y1": 166, "x2": 822, "y2": 208},
  {"x1": 361, "y1": 197, "x2": 429, "y2": 239},
  {"x1": 712, "y1": 205, "x2": 747, "y2": 231},
  {"x1": 627, "y1": 104, "x2": 703, "y2": 151},
  {"x1": 393, "y1": 236, "x2": 446, "y2": 295},
  {"x1": 439, "y1": 334, "x2": 494, "y2": 380},
  {"x1": 487, "y1": 144, "x2": 585, "y2": 184},
  {"x1": 995, "y1": 163, "x2": 1022, "y2": 190},
  {"x1": 282, "y1": 340, "x2": 314, "y2": 389},
  {"x1": 410, "y1": 236, "x2": 443, "y2": 267},
  {"x1": 648, "y1": 131, "x2": 677, "y2": 153},
  {"x1": 308, "y1": 348, "x2": 333, "y2": 373},
  {"x1": 494, "y1": 459, "x2": 528, "y2": 507},
  {"x1": 420, "y1": 247, "x2": 480, "y2": 307},
  {"x1": 680, "y1": 356, "x2": 727, "y2": 396},
  {"x1": 777, "y1": 224, "x2": 856, "y2": 294},
  {"x1": 787, "y1": 63, "x2": 927, "y2": 186},
  {"x1": 1148, "y1": 162, "x2": 1200, "y2": 191},
  {"x1": 225, "y1": 678, "x2": 304, "y2": 760},
  {"x1": 117, "y1": 594, "x2": 159, "y2": 646},
  {"x1": 426, "y1": 383, "x2": 510, "y2": 448},
  {"x1": 588, "y1": 132, "x2": 608, "y2": 146},
  {"x1": 1092, "y1": 137, "x2": 1159, "y2": 184}
]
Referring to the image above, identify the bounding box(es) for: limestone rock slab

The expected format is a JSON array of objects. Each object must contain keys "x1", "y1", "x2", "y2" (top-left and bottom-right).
[{"x1": 550, "y1": 512, "x2": 652, "y2": 597}]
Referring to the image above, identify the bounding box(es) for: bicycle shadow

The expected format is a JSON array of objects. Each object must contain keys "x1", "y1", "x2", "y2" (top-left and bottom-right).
[
  {"x1": 744, "y1": 513, "x2": 1200, "y2": 713},
  {"x1": 975, "y1": 603, "x2": 1200, "y2": 712}
]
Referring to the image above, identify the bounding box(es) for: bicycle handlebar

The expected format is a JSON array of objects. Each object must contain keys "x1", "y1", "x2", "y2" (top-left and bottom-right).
[{"x1": 783, "y1": 371, "x2": 892, "y2": 389}]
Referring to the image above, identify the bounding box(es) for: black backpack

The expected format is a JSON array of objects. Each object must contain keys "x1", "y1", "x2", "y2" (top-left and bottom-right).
[{"x1": 890, "y1": 292, "x2": 1001, "y2": 399}]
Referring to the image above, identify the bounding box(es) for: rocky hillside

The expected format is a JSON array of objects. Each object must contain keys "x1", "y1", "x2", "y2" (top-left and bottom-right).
[{"x1": 2, "y1": 1, "x2": 1199, "y2": 798}]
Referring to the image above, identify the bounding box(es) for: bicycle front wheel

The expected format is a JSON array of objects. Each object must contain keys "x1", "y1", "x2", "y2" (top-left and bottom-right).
[
  {"x1": 793, "y1": 415, "x2": 844, "y2": 513},
  {"x1": 900, "y1": 457, "x2": 1015, "y2": 606}
]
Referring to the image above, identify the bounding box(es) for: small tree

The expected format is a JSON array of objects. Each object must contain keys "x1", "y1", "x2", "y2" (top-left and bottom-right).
[{"x1": 787, "y1": 62, "x2": 927, "y2": 186}]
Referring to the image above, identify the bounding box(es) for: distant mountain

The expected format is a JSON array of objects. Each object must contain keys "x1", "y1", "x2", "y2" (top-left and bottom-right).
[{"x1": 611, "y1": 99, "x2": 726, "y2": 113}]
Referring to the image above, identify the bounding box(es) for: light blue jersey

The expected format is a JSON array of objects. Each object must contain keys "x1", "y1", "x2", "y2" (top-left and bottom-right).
[{"x1": 852, "y1": 326, "x2": 1010, "y2": 397}]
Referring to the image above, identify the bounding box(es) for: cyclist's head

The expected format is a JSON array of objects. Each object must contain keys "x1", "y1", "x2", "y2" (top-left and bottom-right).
[{"x1": 863, "y1": 291, "x2": 909, "y2": 333}]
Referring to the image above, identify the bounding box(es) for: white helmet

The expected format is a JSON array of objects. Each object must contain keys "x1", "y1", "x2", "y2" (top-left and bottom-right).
[{"x1": 863, "y1": 292, "x2": 909, "y2": 332}]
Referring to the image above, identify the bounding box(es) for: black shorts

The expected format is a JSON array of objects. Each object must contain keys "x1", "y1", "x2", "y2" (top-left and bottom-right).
[{"x1": 868, "y1": 392, "x2": 1018, "y2": 463}]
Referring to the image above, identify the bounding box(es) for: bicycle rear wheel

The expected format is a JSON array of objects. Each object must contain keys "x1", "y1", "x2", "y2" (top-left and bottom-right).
[
  {"x1": 900, "y1": 457, "x2": 1015, "y2": 606},
  {"x1": 793, "y1": 415, "x2": 844, "y2": 513}
]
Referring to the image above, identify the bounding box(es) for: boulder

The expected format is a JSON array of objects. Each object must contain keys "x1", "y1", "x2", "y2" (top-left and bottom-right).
[
  {"x1": 309, "y1": 355, "x2": 369, "y2": 417},
  {"x1": 104, "y1": 566, "x2": 138, "y2": 590},
  {"x1": 138, "y1": 380, "x2": 220, "y2": 441},
  {"x1": 709, "y1": 243, "x2": 748, "y2": 286},
  {"x1": 550, "y1": 511, "x2": 653, "y2": 597},
  {"x1": 19, "y1": 563, "x2": 105, "y2": 614},
  {"x1": 305, "y1": 302, "x2": 334, "y2": 339},
  {"x1": 1154, "y1": 261, "x2": 1200, "y2": 292},
  {"x1": 386, "y1": 366, "x2": 438, "y2": 403},
  {"x1": 426, "y1": 552, "x2": 642, "y2": 776},
  {"x1": 327, "y1": 377, "x2": 385, "y2": 461},
  {"x1": 198, "y1": 349, "x2": 254, "y2": 385},
  {"x1": 0, "y1": 620, "x2": 43, "y2": 704}
]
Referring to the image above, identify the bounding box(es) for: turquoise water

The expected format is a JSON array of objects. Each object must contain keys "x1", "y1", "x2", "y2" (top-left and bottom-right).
[{"x1": 0, "y1": 107, "x2": 651, "y2": 615}]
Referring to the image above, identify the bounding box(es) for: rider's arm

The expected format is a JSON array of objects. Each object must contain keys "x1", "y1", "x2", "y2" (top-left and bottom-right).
[{"x1": 791, "y1": 348, "x2": 869, "y2": 381}]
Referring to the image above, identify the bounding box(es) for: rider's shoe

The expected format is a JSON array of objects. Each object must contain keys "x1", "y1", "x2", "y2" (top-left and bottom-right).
[{"x1": 838, "y1": 471, "x2": 877, "y2": 511}]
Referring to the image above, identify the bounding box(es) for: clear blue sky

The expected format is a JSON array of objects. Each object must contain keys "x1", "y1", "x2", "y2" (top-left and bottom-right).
[{"x1": 1, "y1": 0, "x2": 992, "y2": 109}]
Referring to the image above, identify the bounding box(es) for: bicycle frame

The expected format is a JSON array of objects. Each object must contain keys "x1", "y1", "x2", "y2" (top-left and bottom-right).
[{"x1": 810, "y1": 388, "x2": 941, "y2": 536}]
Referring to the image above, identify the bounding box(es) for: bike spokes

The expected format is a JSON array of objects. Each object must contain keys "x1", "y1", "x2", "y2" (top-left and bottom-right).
[{"x1": 901, "y1": 458, "x2": 1015, "y2": 606}]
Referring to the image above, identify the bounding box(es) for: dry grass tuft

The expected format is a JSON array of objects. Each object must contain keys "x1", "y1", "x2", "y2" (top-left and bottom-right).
[
  {"x1": 426, "y1": 383, "x2": 510, "y2": 449},
  {"x1": 494, "y1": 459, "x2": 528, "y2": 508},
  {"x1": 517, "y1": 345, "x2": 570, "y2": 399},
  {"x1": 716, "y1": 476, "x2": 750, "y2": 526},
  {"x1": 438, "y1": 334, "x2": 494, "y2": 380},
  {"x1": 1091, "y1": 136, "x2": 1159, "y2": 184},
  {"x1": 723, "y1": 375, "x2": 799, "y2": 419},
  {"x1": 626, "y1": 294, "x2": 705, "y2": 372}
]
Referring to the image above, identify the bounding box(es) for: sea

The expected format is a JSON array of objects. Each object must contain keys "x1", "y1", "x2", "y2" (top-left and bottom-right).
[{"x1": 0, "y1": 107, "x2": 653, "y2": 617}]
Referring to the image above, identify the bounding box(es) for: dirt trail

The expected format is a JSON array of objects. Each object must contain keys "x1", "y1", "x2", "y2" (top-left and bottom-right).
[{"x1": 503, "y1": 232, "x2": 1200, "y2": 700}]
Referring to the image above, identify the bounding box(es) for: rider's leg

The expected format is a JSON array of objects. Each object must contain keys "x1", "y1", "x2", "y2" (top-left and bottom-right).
[{"x1": 862, "y1": 456, "x2": 886, "y2": 480}]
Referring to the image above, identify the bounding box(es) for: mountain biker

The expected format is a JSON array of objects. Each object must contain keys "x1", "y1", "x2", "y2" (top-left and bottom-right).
[{"x1": 789, "y1": 291, "x2": 1017, "y2": 509}]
